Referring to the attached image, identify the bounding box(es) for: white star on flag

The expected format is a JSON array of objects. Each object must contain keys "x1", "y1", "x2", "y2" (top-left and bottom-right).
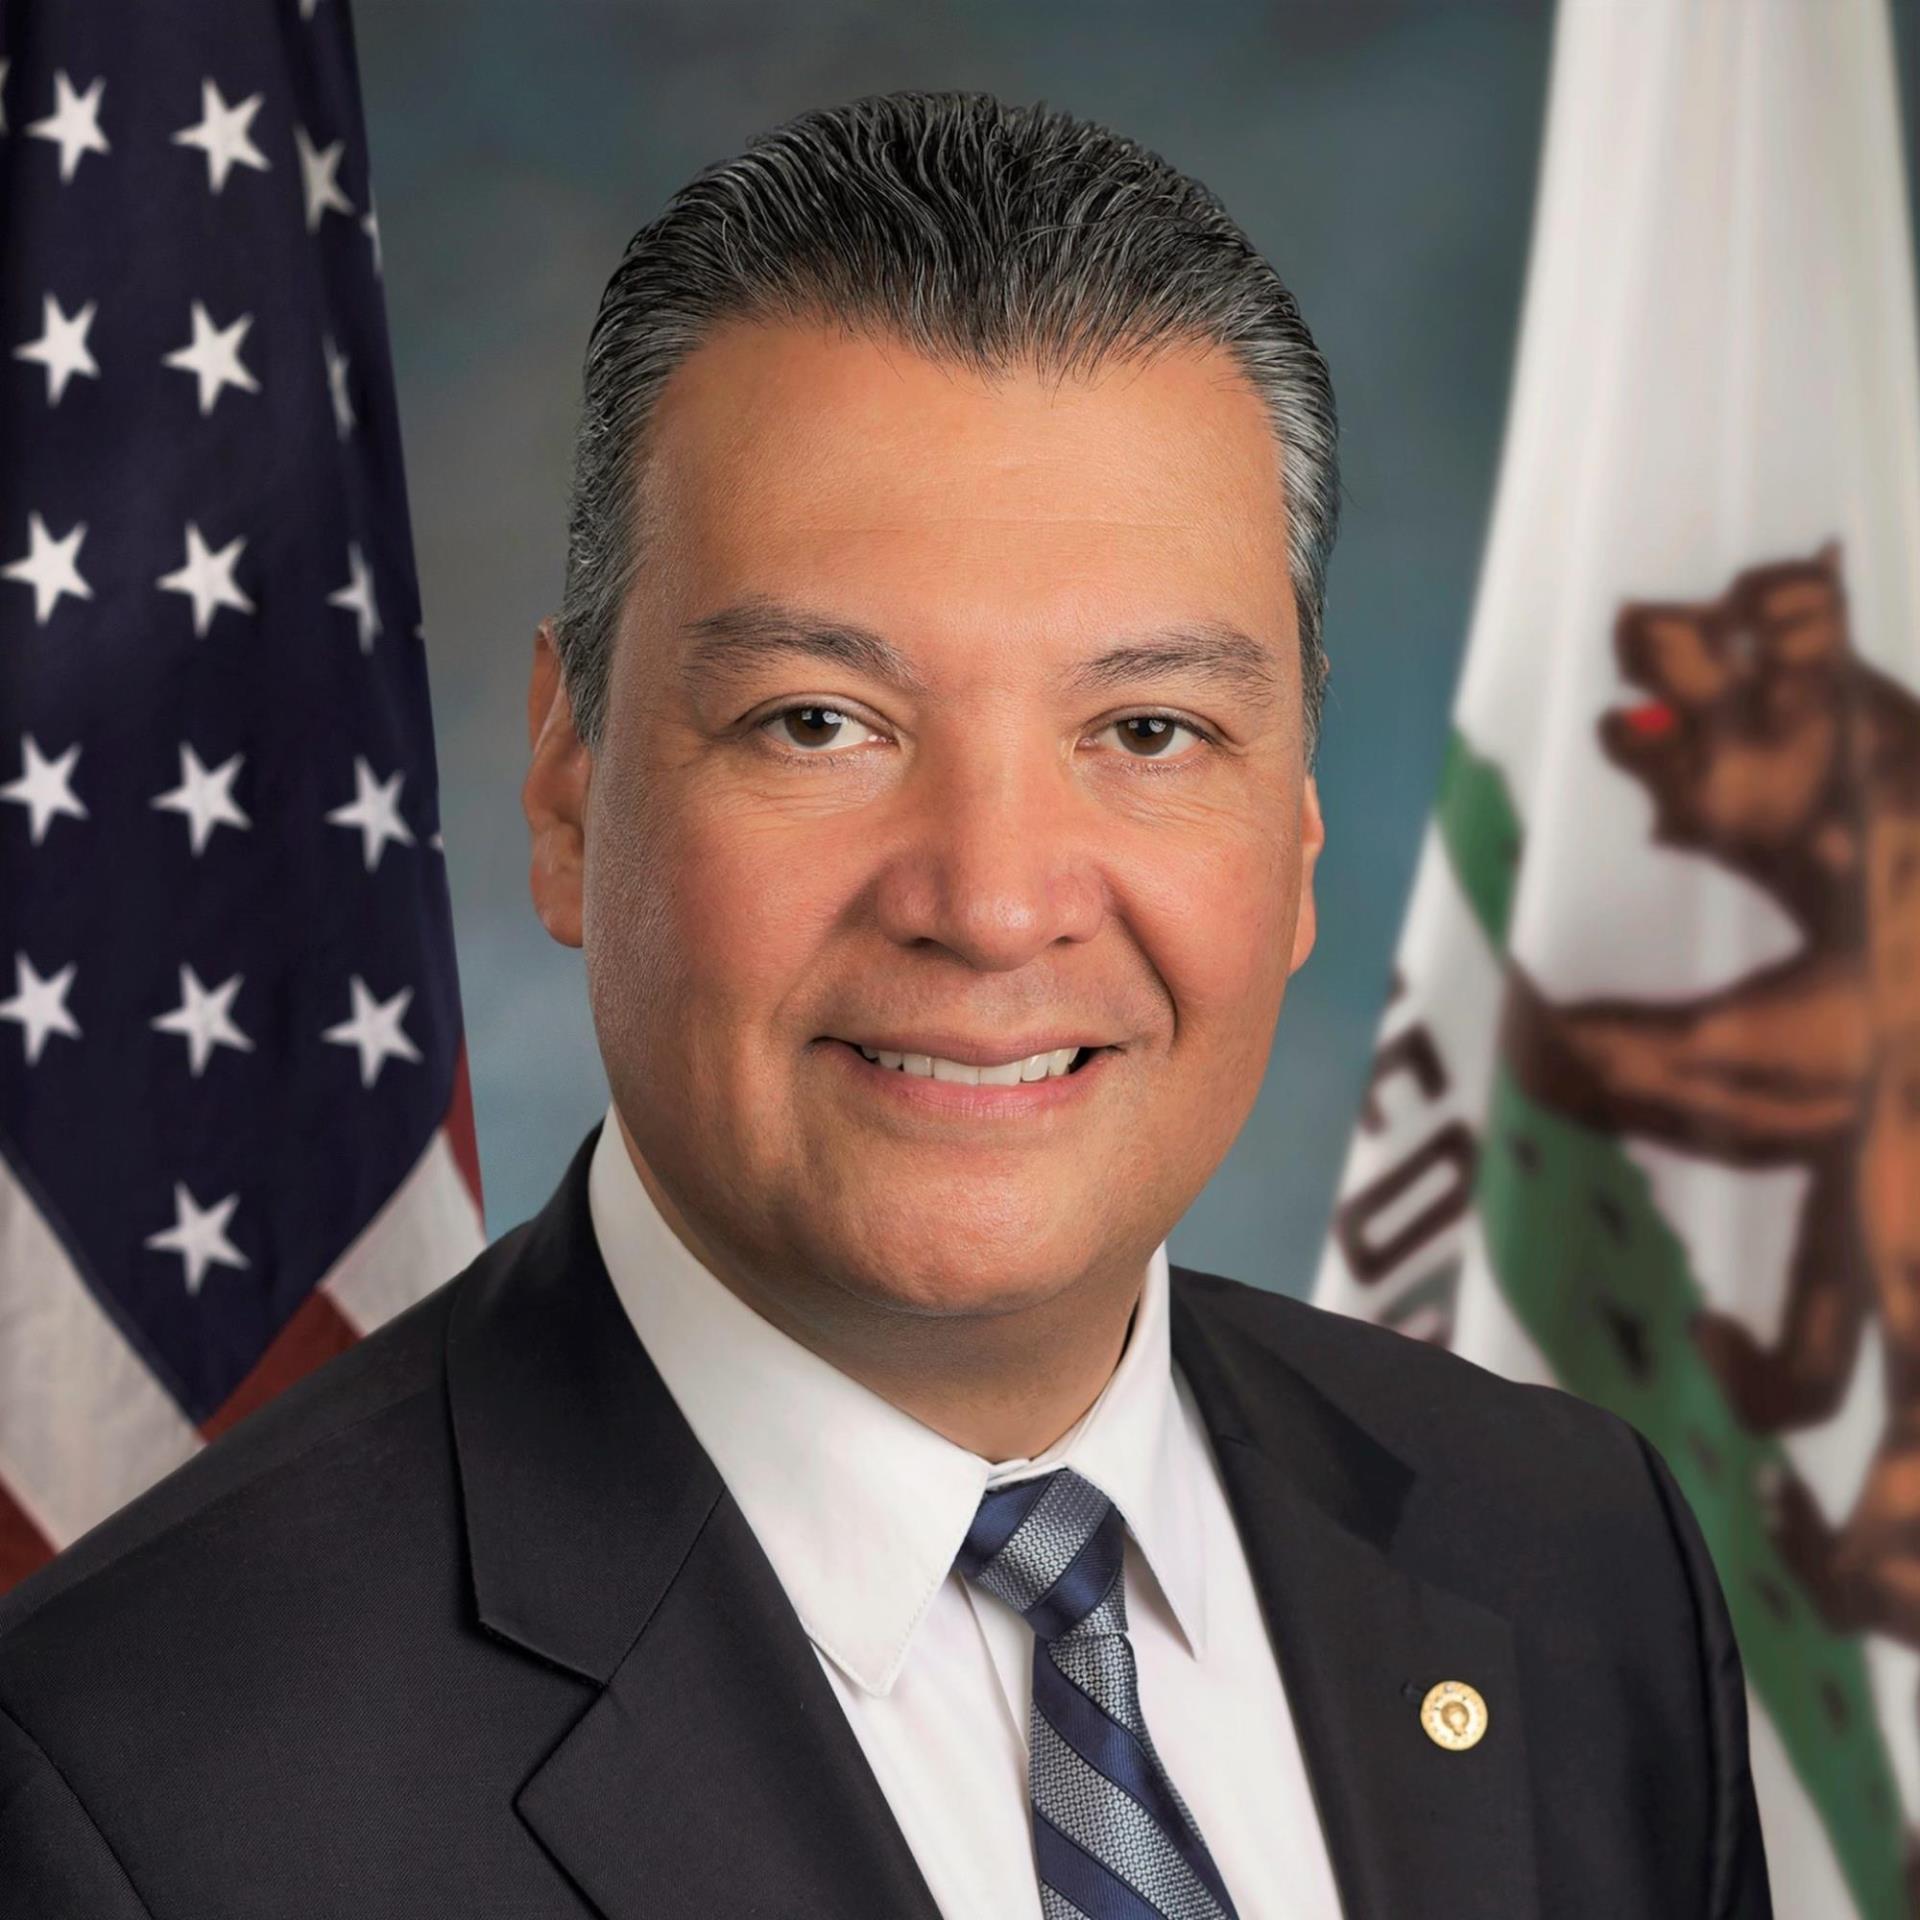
[
  {"x1": 327, "y1": 541, "x2": 381, "y2": 651},
  {"x1": 144, "y1": 1183, "x2": 248, "y2": 1295},
  {"x1": 323, "y1": 334, "x2": 355, "y2": 439},
  {"x1": 294, "y1": 124, "x2": 353, "y2": 232},
  {"x1": 157, "y1": 522, "x2": 255, "y2": 637},
  {"x1": 151, "y1": 965, "x2": 254, "y2": 1077},
  {"x1": 172, "y1": 79, "x2": 270, "y2": 195},
  {"x1": 150, "y1": 743, "x2": 250, "y2": 855},
  {"x1": 12, "y1": 294, "x2": 100, "y2": 405},
  {"x1": 1, "y1": 735, "x2": 88, "y2": 845},
  {"x1": 323, "y1": 975, "x2": 422, "y2": 1088},
  {"x1": 3, "y1": 512, "x2": 92, "y2": 625},
  {"x1": 325, "y1": 755, "x2": 415, "y2": 871},
  {"x1": 25, "y1": 71, "x2": 109, "y2": 183},
  {"x1": 0, "y1": 951, "x2": 81, "y2": 1065},
  {"x1": 162, "y1": 301, "x2": 260, "y2": 415}
]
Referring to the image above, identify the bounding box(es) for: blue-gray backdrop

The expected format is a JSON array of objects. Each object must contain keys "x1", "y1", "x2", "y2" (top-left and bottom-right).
[{"x1": 356, "y1": 0, "x2": 1920, "y2": 1296}]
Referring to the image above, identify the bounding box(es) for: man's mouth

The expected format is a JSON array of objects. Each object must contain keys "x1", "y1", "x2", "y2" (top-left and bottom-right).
[{"x1": 833, "y1": 1040, "x2": 1107, "y2": 1085}]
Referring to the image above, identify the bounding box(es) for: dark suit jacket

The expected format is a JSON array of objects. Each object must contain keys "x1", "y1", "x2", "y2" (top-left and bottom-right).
[{"x1": 0, "y1": 1124, "x2": 1770, "y2": 1919}]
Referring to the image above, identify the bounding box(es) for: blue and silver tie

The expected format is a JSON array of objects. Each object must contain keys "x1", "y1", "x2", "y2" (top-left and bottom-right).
[{"x1": 957, "y1": 1466, "x2": 1241, "y2": 1920}]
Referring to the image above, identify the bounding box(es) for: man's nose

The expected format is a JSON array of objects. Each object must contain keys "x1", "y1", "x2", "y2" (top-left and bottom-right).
[{"x1": 869, "y1": 741, "x2": 1105, "y2": 971}]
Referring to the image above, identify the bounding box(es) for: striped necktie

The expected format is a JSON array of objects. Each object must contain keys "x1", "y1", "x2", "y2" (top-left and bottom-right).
[{"x1": 956, "y1": 1465, "x2": 1241, "y2": 1920}]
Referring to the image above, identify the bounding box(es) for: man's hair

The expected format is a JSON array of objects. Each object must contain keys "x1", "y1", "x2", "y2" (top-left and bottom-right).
[{"x1": 556, "y1": 89, "x2": 1340, "y2": 765}]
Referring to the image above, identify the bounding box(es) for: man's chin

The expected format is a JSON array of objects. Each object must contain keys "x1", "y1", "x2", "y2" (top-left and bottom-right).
[{"x1": 806, "y1": 1213, "x2": 1113, "y2": 1323}]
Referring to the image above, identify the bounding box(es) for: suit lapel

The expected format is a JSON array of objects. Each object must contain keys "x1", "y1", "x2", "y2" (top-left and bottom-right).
[
  {"x1": 445, "y1": 1126, "x2": 941, "y2": 1920},
  {"x1": 1171, "y1": 1273, "x2": 1540, "y2": 1920},
  {"x1": 515, "y1": 1491, "x2": 942, "y2": 1920}
]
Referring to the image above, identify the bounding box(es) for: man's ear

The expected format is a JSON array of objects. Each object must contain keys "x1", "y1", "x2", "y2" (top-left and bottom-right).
[
  {"x1": 1289, "y1": 772, "x2": 1326, "y2": 976},
  {"x1": 523, "y1": 617, "x2": 590, "y2": 950}
]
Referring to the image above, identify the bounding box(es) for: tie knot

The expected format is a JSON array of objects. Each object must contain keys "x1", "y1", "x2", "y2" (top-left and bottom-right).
[{"x1": 955, "y1": 1466, "x2": 1128, "y2": 1642}]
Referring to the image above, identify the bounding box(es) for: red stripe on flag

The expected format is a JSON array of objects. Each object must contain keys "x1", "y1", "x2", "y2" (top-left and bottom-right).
[
  {"x1": 444, "y1": 1041, "x2": 484, "y2": 1217},
  {"x1": 0, "y1": 1473, "x2": 56, "y2": 1596},
  {"x1": 200, "y1": 1287, "x2": 361, "y2": 1443}
]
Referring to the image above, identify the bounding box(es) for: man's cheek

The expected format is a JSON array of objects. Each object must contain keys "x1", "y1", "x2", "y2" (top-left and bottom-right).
[
  {"x1": 1152, "y1": 855, "x2": 1289, "y2": 1023},
  {"x1": 674, "y1": 809, "x2": 856, "y2": 967}
]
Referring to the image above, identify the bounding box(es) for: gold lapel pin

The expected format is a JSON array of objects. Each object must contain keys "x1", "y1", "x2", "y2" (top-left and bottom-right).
[{"x1": 1420, "y1": 1680, "x2": 1489, "y2": 1752}]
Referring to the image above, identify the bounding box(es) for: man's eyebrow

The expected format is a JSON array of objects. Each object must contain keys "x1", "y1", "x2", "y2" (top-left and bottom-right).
[
  {"x1": 680, "y1": 600, "x2": 930, "y2": 692},
  {"x1": 1062, "y1": 624, "x2": 1281, "y2": 706},
  {"x1": 680, "y1": 599, "x2": 1281, "y2": 706}
]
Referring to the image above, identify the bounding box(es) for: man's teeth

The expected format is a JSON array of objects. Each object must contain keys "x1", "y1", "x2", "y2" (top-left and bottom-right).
[{"x1": 854, "y1": 1044, "x2": 1085, "y2": 1084}]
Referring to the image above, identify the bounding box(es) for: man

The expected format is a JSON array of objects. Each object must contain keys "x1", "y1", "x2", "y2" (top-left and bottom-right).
[{"x1": 0, "y1": 91, "x2": 1769, "y2": 1918}]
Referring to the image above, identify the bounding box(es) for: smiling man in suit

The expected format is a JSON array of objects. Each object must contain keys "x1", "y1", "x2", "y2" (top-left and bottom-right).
[{"x1": 0, "y1": 90, "x2": 1769, "y2": 1919}]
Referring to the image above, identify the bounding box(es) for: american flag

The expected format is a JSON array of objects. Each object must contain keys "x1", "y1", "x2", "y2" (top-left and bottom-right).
[{"x1": 0, "y1": 0, "x2": 484, "y2": 1595}]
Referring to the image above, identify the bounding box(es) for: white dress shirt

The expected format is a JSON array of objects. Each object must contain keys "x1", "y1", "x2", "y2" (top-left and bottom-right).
[{"x1": 588, "y1": 1108, "x2": 1345, "y2": 1920}]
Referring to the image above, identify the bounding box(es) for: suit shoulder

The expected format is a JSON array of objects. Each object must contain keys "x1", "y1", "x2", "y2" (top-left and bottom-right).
[
  {"x1": 1170, "y1": 1264, "x2": 1647, "y2": 1490},
  {"x1": 0, "y1": 1222, "x2": 523, "y2": 1649}
]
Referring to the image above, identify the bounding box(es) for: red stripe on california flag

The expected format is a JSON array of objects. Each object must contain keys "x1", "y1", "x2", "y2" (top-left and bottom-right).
[
  {"x1": 0, "y1": 1473, "x2": 56, "y2": 1593},
  {"x1": 444, "y1": 1042, "x2": 484, "y2": 1218},
  {"x1": 200, "y1": 1289, "x2": 362, "y2": 1443}
]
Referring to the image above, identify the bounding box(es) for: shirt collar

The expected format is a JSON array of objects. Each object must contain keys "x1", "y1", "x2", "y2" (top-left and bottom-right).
[{"x1": 587, "y1": 1107, "x2": 1207, "y2": 1694}]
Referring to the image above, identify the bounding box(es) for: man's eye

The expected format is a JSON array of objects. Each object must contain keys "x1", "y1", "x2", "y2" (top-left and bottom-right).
[
  {"x1": 1094, "y1": 714, "x2": 1209, "y2": 759},
  {"x1": 760, "y1": 704, "x2": 882, "y2": 752}
]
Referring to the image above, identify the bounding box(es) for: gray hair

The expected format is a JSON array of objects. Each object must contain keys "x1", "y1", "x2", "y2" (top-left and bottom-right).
[{"x1": 556, "y1": 89, "x2": 1340, "y2": 766}]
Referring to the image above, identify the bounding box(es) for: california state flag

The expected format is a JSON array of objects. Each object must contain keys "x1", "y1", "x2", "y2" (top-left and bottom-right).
[{"x1": 1311, "y1": 1, "x2": 1920, "y2": 1912}]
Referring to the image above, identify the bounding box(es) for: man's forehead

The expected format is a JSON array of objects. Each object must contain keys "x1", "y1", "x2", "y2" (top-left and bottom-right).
[
  {"x1": 624, "y1": 322, "x2": 1299, "y2": 704},
  {"x1": 642, "y1": 318, "x2": 1290, "y2": 531}
]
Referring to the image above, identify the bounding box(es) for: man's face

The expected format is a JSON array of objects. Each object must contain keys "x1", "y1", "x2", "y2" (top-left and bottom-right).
[{"x1": 526, "y1": 320, "x2": 1324, "y2": 1322}]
